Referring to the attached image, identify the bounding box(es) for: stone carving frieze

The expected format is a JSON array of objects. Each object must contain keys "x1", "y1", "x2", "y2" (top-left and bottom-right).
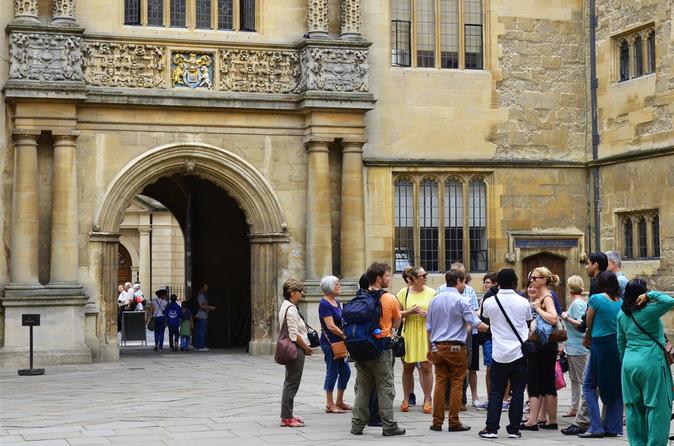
[
  {"x1": 172, "y1": 52, "x2": 214, "y2": 89},
  {"x1": 53, "y1": 0, "x2": 76, "y2": 20},
  {"x1": 300, "y1": 47, "x2": 368, "y2": 92},
  {"x1": 220, "y1": 49, "x2": 302, "y2": 94},
  {"x1": 15, "y1": 0, "x2": 38, "y2": 18},
  {"x1": 9, "y1": 32, "x2": 83, "y2": 82},
  {"x1": 340, "y1": 0, "x2": 361, "y2": 36},
  {"x1": 83, "y1": 42, "x2": 166, "y2": 88}
]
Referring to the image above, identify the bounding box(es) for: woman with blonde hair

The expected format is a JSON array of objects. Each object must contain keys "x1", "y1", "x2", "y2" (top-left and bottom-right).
[
  {"x1": 396, "y1": 265, "x2": 436, "y2": 413},
  {"x1": 520, "y1": 267, "x2": 560, "y2": 431},
  {"x1": 560, "y1": 275, "x2": 589, "y2": 419}
]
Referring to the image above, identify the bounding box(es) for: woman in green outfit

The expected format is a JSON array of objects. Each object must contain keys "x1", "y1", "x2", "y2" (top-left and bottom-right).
[{"x1": 617, "y1": 278, "x2": 674, "y2": 446}]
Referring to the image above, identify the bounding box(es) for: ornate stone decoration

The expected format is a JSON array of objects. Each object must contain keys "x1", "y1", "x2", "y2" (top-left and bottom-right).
[
  {"x1": 14, "y1": 0, "x2": 39, "y2": 22},
  {"x1": 9, "y1": 32, "x2": 83, "y2": 82},
  {"x1": 307, "y1": 0, "x2": 329, "y2": 38},
  {"x1": 300, "y1": 47, "x2": 368, "y2": 92},
  {"x1": 340, "y1": 0, "x2": 361, "y2": 39},
  {"x1": 83, "y1": 42, "x2": 166, "y2": 88},
  {"x1": 171, "y1": 52, "x2": 214, "y2": 89},
  {"x1": 52, "y1": 0, "x2": 76, "y2": 25},
  {"x1": 220, "y1": 49, "x2": 302, "y2": 94}
]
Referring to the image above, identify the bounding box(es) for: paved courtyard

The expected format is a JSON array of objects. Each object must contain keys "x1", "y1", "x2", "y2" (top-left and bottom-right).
[{"x1": 0, "y1": 344, "x2": 636, "y2": 446}]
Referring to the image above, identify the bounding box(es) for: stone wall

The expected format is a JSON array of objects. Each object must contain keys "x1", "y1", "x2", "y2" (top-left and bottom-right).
[{"x1": 595, "y1": 0, "x2": 674, "y2": 157}]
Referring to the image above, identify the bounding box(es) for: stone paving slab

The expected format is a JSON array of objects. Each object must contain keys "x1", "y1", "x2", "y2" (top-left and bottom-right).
[{"x1": 0, "y1": 349, "x2": 635, "y2": 445}]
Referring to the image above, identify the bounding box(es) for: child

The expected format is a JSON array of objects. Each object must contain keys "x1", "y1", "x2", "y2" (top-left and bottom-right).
[
  {"x1": 165, "y1": 294, "x2": 182, "y2": 352},
  {"x1": 179, "y1": 300, "x2": 193, "y2": 351}
]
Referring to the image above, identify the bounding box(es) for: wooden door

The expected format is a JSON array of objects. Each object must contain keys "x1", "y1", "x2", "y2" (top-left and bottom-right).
[
  {"x1": 118, "y1": 244, "x2": 132, "y2": 286},
  {"x1": 522, "y1": 253, "x2": 567, "y2": 308}
]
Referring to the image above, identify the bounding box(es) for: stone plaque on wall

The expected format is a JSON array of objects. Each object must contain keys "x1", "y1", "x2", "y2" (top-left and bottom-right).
[
  {"x1": 220, "y1": 49, "x2": 302, "y2": 94},
  {"x1": 9, "y1": 32, "x2": 83, "y2": 82},
  {"x1": 171, "y1": 52, "x2": 214, "y2": 89},
  {"x1": 83, "y1": 42, "x2": 166, "y2": 88}
]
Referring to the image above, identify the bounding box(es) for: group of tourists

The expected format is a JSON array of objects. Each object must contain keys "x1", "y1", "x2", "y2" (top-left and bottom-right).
[{"x1": 277, "y1": 251, "x2": 673, "y2": 445}]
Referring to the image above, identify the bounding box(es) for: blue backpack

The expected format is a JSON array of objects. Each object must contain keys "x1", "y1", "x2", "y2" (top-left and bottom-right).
[{"x1": 342, "y1": 288, "x2": 387, "y2": 361}]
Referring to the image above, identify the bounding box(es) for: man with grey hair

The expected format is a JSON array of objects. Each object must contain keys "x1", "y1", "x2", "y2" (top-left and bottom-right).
[{"x1": 606, "y1": 251, "x2": 628, "y2": 297}]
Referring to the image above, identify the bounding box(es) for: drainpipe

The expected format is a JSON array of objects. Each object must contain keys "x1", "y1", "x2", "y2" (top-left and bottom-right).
[{"x1": 589, "y1": 0, "x2": 601, "y2": 252}]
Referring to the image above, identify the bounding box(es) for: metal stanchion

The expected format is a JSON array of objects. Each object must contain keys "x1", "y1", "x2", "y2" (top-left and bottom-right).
[{"x1": 18, "y1": 314, "x2": 45, "y2": 376}]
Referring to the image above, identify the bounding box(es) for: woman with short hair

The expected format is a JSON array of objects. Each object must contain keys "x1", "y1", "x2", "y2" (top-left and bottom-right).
[
  {"x1": 279, "y1": 278, "x2": 313, "y2": 427},
  {"x1": 560, "y1": 275, "x2": 589, "y2": 419},
  {"x1": 579, "y1": 271, "x2": 623, "y2": 438},
  {"x1": 618, "y1": 279, "x2": 674, "y2": 446},
  {"x1": 318, "y1": 275, "x2": 352, "y2": 413}
]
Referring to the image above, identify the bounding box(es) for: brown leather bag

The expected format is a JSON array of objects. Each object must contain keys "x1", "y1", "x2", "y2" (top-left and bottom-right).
[
  {"x1": 275, "y1": 306, "x2": 298, "y2": 365},
  {"x1": 330, "y1": 340, "x2": 348, "y2": 360}
]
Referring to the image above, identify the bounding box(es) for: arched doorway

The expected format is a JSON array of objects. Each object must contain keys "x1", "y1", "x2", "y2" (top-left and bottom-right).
[
  {"x1": 118, "y1": 244, "x2": 132, "y2": 285},
  {"x1": 91, "y1": 143, "x2": 289, "y2": 360},
  {"x1": 522, "y1": 252, "x2": 567, "y2": 307}
]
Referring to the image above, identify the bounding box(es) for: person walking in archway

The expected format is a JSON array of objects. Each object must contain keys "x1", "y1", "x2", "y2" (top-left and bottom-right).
[
  {"x1": 147, "y1": 289, "x2": 168, "y2": 351},
  {"x1": 194, "y1": 283, "x2": 216, "y2": 352}
]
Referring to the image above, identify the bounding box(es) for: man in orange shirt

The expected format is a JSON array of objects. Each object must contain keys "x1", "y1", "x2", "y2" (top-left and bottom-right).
[{"x1": 351, "y1": 262, "x2": 405, "y2": 436}]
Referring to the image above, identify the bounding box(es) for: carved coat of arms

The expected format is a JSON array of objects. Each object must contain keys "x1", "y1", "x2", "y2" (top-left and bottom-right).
[{"x1": 171, "y1": 52, "x2": 213, "y2": 89}]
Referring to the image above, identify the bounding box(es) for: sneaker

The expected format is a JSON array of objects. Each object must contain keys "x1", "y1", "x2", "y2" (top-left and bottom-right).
[
  {"x1": 409, "y1": 392, "x2": 417, "y2": 406},
  {"x1": 280, "y1": 418, "x2": 304, "y2": 427},
  {"x1": 201, "y1": 347, "x2": 210, "y2": 352},
  {"x1": 382, "y1": 427, "x2": 406, "y2": 436},
  {"x1": 473, "y1": 399, "x2": 488, "y2": 409},
  {"x1": 501, "y1": 401, "x2": 510, "y2": 411},
  {"x1": 508, "y1": 431, "x2": 522, "y2": 438},
  {"x1": 479, "y1": 429, "x2": 498, "y2": 439}
]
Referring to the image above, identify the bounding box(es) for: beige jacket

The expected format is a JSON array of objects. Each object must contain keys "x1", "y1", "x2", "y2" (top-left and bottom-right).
[{"x1": 279, "y1": 299, "x2": 309, "y2": 346}]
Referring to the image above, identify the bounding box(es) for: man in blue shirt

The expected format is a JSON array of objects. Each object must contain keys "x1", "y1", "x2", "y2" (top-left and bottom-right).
[
  {"x1": 606, "y1": 251, "x2": 628, "y2": 297},
  {"x1": 427, "y1": 268, "x2": 488, "y2": 432}
]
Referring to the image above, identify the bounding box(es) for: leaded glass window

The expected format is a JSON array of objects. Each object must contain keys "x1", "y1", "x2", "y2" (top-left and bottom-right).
[
  {"x1": 147, "y1": 0, "x2": 164, "y2": 26},
  {"x1": 619, "y1": 40, "x2": 630, "y2": 81},
  {"x1": 647, "y1": 32, "x2": 656, "y2": 73},
  {"x1": 218, "y1": 0, "x2": 233, "y2": 30},
  {"x1": 634, "y1": 36, "x2": 643, "y2": 77},
  {"x1": 444, "y1": 179, "x2": 463, "y2": 269},
  {"x1": 652, "y1": 215, "x2": 660, "y2": 258},
  {"x1": 394, "y1": 178, "x2": 415, "y2": 272},
  {"x1": 196, "y1": 0, "x2": 212, "y2": 29},
  {"x1": 464, "y1": 0, "x2": 483, "y2": 69},
  {"x1": 420, "y1": 179, "x2": 439, "y2": 272},
  {"x1": 391, "y1": 0, "x2": 412, "y2": 67},
  {"x1": 240, "y1": 0, "x2": 256, "y2": 31},
  {"x1": 469, "y1": 178, "x2": 487, "y2": 271},
  {"x1": 416, "y1": 0, "x2": 436, "y2": 67},
  {"x1": 124, "y1": 0, "x2": 141, "y2": 25},
  {"x1": 440, "y1": 0, "x2": 459, "y2": 69},
  {"x1": 170, "y1": 0, "x2": 187, "y2": 27},
  {"x1": 623, "y1": 219, "x2": 633, "y2": 259},
  {"x1": 637, "y1": 217, "x2": 648, "y2": 258}
]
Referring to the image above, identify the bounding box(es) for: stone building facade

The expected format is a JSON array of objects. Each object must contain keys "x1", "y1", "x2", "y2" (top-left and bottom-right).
[{"x1": 0, "y1": 0, "x2": 671, "y2": 364}]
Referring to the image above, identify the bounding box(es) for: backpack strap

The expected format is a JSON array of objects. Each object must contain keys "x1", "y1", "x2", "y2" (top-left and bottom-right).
[
  {"x1": 494, "y1": 295, "x2": 525, "y2": 347},
  {"x1": 628, "y1": 313, "x2": 669, "y2": 356}
]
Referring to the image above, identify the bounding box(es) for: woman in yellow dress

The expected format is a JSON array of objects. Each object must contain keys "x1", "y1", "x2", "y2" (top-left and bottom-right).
[{"x1": 397, "y1": 266, "x2": 436, "y2": 414}]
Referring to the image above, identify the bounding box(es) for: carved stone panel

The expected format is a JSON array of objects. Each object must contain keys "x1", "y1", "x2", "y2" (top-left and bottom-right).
[
  {"x1": 53, "y1": 0, "x2": 76, "y2": 24},
  {"x1": 9, "y1": 32, "x2": 83, "y2": 82},
  {"x1": 171, "y1": 52, "x2": 214, "y2": 89},
  {"x1": 340, "y1": 0, "x2": 361, "y2": 38},
  {"x1": 14, "y1": 0, "x2": 39, "y2": 22},
  {"x1": 220, "y1": 49, "x2": 301, "y2": 94},
  {"x1": 300, "y1": 47, "x2": 368, "y2": 92},
  {"x1": 83, "y1": 42, "x2": 166, "y2": 88},
  {"x1": 307, "y1": 0, "x2": 329, "y2": 37}
]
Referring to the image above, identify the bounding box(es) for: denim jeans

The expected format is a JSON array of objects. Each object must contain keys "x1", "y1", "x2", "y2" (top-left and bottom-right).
[
  {"x1": 194, "y1": 318, "x2": 208, "y2": 349},
  {"x1": 180, "y1": 335, "x2": 190, "y2": 350},
  {"x1": 320, "y1": 342, "x2": 351, "y2": 392},
  {"x1": 485, "y1": 357, "x2": 527, "y2": 434},
  {"x1": 583, "y1": 355, "x2": 623, "y2": 435},
  {"x1": 153, "y1": 316, "x2": 166, "y2": 349}
]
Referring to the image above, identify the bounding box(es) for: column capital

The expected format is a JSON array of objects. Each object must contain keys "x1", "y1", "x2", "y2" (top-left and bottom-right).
[
  {"x1": 138, "y1": 226, "x2": 152, "y2": 234},
  {"x1": 304, "y1": 138, "x2": 332, "y2": 153},
  {"x1": 12, "y1": 129, "x2": 41, "y2": 141},
  {"x1": 341, "y1": 139, "x2": 367, "y2": 153}
]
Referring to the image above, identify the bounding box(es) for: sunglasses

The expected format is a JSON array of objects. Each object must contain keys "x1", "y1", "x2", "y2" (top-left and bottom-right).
[
  {"x1": 417, "y1": 273, "x2": 428, "y2": 279},
  {"x1": 530, "y1": 276, "x2": 545, "y2": 280}
]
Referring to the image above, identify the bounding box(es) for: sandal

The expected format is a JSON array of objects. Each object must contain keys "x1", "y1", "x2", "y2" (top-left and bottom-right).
[
  {"x1": 400, "y1": 401, "x2": 409, "y2": 412},
  {"x1": 423, "y1": 402, "x2": 432, "y2": 414},
  {"x1": 326, "y1": 406, "x2": 345, "y2": 414},
  {"x1": 336, "y1": 403, "x2": 352, "y2": 411}
]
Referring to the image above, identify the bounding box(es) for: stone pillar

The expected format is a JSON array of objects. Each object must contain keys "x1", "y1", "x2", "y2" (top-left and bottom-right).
[
  {"x1": 249, "y1": 237, "x2": 279, "y2": 355},
  {"x1": 305, "y1": 140, "x2": 333, "y2": 279},
  {"x1": 49, "y1": 133, "x2": 80, "y2": 285},
  {"x1": 138, "y1": 226, "x2": 152, "y2": 291},
  {"x1": 340, "y1": 140, "x2": 366, "y2": 278},
  {"x1": 14, "y1": 0, "x2": 39, "y2": 23},
  {"x1": 10, "y1": 130, "x2": 41, "y2": 286},
  {"x1": 52, "y1": 0, "x2": 76, "y2": 26},
  {"x1": 340, "y1": 0, "x2": 362, "y2": 40},
  {"x1": 307, "y1": 0, "x2": 329, "y2": 39}
]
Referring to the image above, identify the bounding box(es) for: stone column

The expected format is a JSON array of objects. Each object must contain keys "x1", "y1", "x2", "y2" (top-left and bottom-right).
[
  {"x1": 340, "y1": 140, "x2": 366, "y2": 278},
  {"x1": 138, "y1": 226, "x2": 152, "y2": 291},
  {"x1": 10, "y1": 130, "x2": 41, "y2": 286},
  {"x1": 340, "y1": 0, "x2": 362, "y2": 40},
  {"x1": 14, "y1": 0, "x2": 39, "y2": 23},
  {"x1": 307, "y1": 0, "x2": 329, "y2": 39},
  {"x1": 52, "y1": 0, "x2": 76, "y2": 26},
  {"x1": 249, "y1": 237, "x2": 279, "y2": 355},
  {"x1": 49, "y1": 133, "x2": 80, "y2": 285},
  {"x1": 305, "y1": 140, "x2": 333, "y2": 279}
]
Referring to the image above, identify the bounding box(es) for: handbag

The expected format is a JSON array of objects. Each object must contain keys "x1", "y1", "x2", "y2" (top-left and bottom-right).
[
  {"x1": 494, "y1": 295, "x2": 536, "y2": 359},
  {"x1": 629, "y1": 313, "x2": 674, "y2": 366},
  {"x1": 554, "y1": 360, "x2": 567, "y2": 390},
  {"x1": 275, "y1": 306, "x2": 299, "y2": 365},
  {"x1": 330, "y1": 340, "x2": 348, "y2": 360},
  {"x1": 391, "y1": 333, "x2": 406, "y2": 358},
  {"x1": 558, "y1": 351, "x2": 570, "y2": 373},
  {"x1": 298, "y1": 313, "x2": 321, "y2": 348},
  {"x1": 147, "y1": 317, "x2": 155, "y2": 332}
]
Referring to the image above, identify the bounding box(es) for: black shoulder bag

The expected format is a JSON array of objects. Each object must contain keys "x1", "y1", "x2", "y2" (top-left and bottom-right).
[
  {"x1": 628, "y1": 313, "x2": 673, "y2": 366},
  {"x1": 391, "y1": 288, "x2": 408, "y2": 358},
  {"x1": 494, "y1": 295, "x2": 537, "y2": 359},
  {"x1": 298, "y1": 312, "x2": 321, "y2": 348}
]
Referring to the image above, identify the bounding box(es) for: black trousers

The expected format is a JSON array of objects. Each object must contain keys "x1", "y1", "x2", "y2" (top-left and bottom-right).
[{"x1": 485, "y1": 357, "x2": 527, "y2": 434}]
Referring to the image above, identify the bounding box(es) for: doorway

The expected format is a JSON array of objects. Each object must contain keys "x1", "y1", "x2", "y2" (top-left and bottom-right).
[
  {"x1": 522, "y1": 253, "x2": 567, "y2": 308},
  {"x1": 118, "y1": 245, "x2": 132, "y2": 285}
]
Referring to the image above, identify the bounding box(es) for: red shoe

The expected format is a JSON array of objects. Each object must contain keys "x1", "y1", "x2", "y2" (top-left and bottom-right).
[{"x1": 280, "y1": 418, "x2": 305, "y2": 427}]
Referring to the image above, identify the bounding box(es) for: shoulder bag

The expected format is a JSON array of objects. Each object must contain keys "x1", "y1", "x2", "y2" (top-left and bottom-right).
[
  {"x1": 494, "y1": 295, "x2": 537, "y2": 359},
  {"x1": 275, "y1": 306, "x2": 299, "y2": 365},
  {"x1": 629, "y1": 313, "x2": 673, "y2": 366},
  {"x1": 328, "y1": 302, "x2": 348, "y2": 360},
  {"x1": 392, "y1": 288, "x2": 409, "y2": 358},
  {"x1": 297, "y1": 311, "x2": 321, "y2": 348}
]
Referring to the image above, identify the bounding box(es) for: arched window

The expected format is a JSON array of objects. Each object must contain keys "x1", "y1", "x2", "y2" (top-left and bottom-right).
[
  {"x1": 416, "y1": 0, "x2": 436, "y2": 67},
  {"x1": 170, "y1": 0, "x2": 187, "y2": 27},
  {"x1": 124, "y1": 0, "x2": 141, "y2": 25},
  {"x1": 394, "y1": 178, "x2": 415, "y2": 272},
  {"x1": 647, "y1": 32, "x2": 656, "y2": 73},
  {"x1": 634, "y1": 36, "x2": 643, "y2": 77},
  {"x1": 652, "y1": 215, "x2": 660, "y2": 258},
  {"x1": 444, "y1": 179, "x2": 464, "y2": 269},
  {"x1": 420, "y1": 179, "x2": 439, "y2": 271},
  {"x1": 637, "y1": 217, "x2": 648, "y2": 258},
  {"x1": 619, "y1": 40, "x2": 630, "y2": 81},
  {"x1": 623, "y1": 218, "x2": 633, "y2": 259},
  {"x1": 469, "y1": 178, "x2": 487, "y2": 271}
]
